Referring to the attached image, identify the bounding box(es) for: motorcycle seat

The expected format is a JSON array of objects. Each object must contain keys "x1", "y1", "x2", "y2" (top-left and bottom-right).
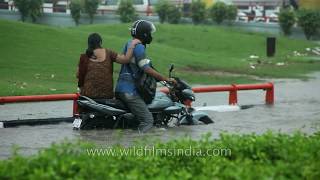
[{"x1": 94, "y1": 99, "x2": 129, "y2": 111}]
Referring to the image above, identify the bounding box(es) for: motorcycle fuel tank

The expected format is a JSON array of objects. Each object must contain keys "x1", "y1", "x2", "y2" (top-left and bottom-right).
[{"x1": 148, "y1": 91, "x2": 174, "y2": 111}]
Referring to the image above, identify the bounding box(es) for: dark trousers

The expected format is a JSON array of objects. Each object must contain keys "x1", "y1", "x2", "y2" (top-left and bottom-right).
[{"x1": 116, "y1": 93, "x2": 154, "y2": 133}]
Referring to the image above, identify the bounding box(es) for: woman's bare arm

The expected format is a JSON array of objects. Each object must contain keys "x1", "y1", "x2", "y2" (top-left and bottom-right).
[{"x1": 116, "y1": 39, "x2": 141, "y2": 64}]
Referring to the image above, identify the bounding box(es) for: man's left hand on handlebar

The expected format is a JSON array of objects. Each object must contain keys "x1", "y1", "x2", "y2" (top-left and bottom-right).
[{"x1": 165, "y1": 78, "x2": 177, "y2": 85}]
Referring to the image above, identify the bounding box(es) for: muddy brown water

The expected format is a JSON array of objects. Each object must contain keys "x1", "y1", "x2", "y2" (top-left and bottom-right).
[{"x1": 1, "y1": 72, "x2": 320, "y2": 159}]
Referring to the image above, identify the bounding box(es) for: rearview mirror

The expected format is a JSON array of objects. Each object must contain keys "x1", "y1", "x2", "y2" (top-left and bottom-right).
[
  {"x1": 169, "y1": 64, "x2": 174, "y2": 78},
  {"x1": 169, "y1": 64, "x2": 174, "y2": 72}
]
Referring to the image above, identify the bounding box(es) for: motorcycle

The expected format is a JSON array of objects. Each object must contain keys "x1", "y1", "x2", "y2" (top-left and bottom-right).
[{"x1": 73, "y1": 64, "x2": 214, "y2": 130}]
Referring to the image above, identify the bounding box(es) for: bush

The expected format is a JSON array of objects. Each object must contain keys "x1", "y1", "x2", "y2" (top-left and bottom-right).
[
  {"x1": 279, "y1": 8, "x2": 296, "y2": 36},
  {"x1": 167, "y1": 4, "x2": 181, "y2": 24},
  {"x1": 13, "y1": 0, "x2": 42, "y2": 22},
  {"x1": 155, "y1": 0, "x2": 170, "y2": 23},
  {"x1": 225, "y1": 4, "x2": 237, "y2": 24},
  {"x1": 0, "y1": 132, "x2": 320, "y2": 179},
  {"x1": 28, "y1": 0, "x2": 42, "y2": 22},
  {"x1": 209, "y1": 1, "x2": 228, "y2": 24},
  {"x1": 13, "y1": 0, "x2": 29, "y2": 22},
  {"x1": 70, "y1": 0, "x2": 82, "y2": 26},
  {"x1": 190, "y1": 0, "x2": 207, "y2": 25},
  {"x1": 83, "y1": 0, "x2": 99, "y2": 24},
  {"x1": 117, "y1": 0, "x2": 138, "y2": 23},
  {"x1": 297, "y1": 9, "x2": 320, "y2": 40}
]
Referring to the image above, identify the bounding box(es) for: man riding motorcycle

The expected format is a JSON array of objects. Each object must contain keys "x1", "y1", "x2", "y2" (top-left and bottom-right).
[
  {"x1": 74, "y1": 20, "x2": 213, "y2": 131},
  {"x1": 115, "y1": 20, "x2": 176, "y2": 133}
]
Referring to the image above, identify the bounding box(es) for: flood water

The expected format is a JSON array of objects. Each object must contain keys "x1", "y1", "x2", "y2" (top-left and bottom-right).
[{"x1": 1, "y1": 72, "x2": 320, "y2": 159}]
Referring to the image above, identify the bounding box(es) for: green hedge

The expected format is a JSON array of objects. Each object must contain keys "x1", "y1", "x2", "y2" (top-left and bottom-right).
[
  {"x1": 167, "y1": 5, "x2": 182, "y2": 24},
  {"x1": 297, "y1": 9, "x2": 320, "y2": 40},
  {"x1": 279, "y1": 8, "x2": 296, "y2": 36},
  {"x1": 1, "y1": 131, "x2": 320, "y2": 179},
  {"x1": 83, "y1": 0, "x2": 99, "y2": 24},
  {"x1": 209, "y1": 1, "x2": 228, "y2": 24},
  {"x1": 69, "y1": 0, "x2": 82, "y2": 26},
  {"x1": 13, "y1": 0, "x2": 43, "y2": 22},
  {"x1": 117, "y1": 0, "x2": 138, "y2": 23},
  {"x1": 155, "y1": 0, "x2": 170, "y2": 23},
  {"x1": 190, "y1": 0, "x2": 207, "y2": 25},
  {"x1": 155, "y1": 1, "x2": 181, "y2": 24}
]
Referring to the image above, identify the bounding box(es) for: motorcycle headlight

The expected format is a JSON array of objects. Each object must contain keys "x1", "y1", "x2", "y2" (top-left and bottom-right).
[{"x1": 182, "y1": 89, "x2": 195, "y2": 101}]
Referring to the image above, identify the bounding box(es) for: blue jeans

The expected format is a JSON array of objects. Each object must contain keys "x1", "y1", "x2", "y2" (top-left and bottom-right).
[{"x1": 116, "y1": 92, "x2": 154, "y2": 133}]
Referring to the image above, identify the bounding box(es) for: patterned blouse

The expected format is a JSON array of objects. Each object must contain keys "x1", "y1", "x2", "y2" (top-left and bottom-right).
[{"x1": 78, "y1": 49, "x2": 118, "y2": 99}]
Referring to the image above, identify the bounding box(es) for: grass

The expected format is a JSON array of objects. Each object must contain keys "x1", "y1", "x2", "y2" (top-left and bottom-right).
[
  {"x1": 0, "y1": 131, "x2": 319, "y2": 179},
  {"x1": 0, "y1": 19, "x2": 319, "y2": 96}
]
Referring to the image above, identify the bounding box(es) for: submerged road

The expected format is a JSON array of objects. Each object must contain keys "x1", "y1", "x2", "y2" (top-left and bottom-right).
[{"x1": 0, "y1": 72, "x2": 320, "y2": 159}]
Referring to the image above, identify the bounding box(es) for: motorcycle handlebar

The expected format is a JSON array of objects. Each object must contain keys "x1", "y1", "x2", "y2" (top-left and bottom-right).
[{"x1": 161, "y1": 80, "x2": 175, "y2": 90}]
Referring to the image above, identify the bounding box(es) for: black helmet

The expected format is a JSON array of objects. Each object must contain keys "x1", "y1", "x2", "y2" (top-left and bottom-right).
[{"x1": 130, "y1": 20, "x2": 156, "y2": 45}]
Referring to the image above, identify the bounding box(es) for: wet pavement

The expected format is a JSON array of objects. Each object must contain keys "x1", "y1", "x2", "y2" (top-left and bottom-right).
[
  {"x1": 1, "y1": 72, "x2": 320, "y2": 159},
  {"x1": 0, "y1": 101, "x2": 73, "y2": 121}
]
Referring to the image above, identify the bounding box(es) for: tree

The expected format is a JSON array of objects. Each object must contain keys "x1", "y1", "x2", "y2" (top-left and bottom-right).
[
  {"x1": 83, "y1": 0, "x2": 99, "y2": 24},
  {"x1": 190, "y1": 0, "x2": 206, "y2": 25},
  {"x1": 13, "y1": 0, "x2": 29, "y2": 22},
  {"x1": 117, "y1": 0, "x2": 138, "y2": 23},
  {"x1": 226, "y1": 4, "x2": 237, "y2": 24},
  {"x1": 279, "y1": 8, "x2": 296, "y2": 36},
  {"x1": 297, "y1": 9, "x2": 320, "y2": 40},
  {"x1": 70, "y1": 0, "x2": 82, "y2": 26},
  {"x1": 29, "y1": 0, "x2": 43, "y2": 22},
  {"x1": 13, "y1": 0, "x2": 42, "y2": 22},
  {"x1": 167, "y1": 4, "x2": 181, "y2": 24},
  {"x1": 209, "y1": 1, "x2": 228, "y2": 24},
  {"x1": 155, "y1": 0, "x2": 170, "y2": 23}
]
